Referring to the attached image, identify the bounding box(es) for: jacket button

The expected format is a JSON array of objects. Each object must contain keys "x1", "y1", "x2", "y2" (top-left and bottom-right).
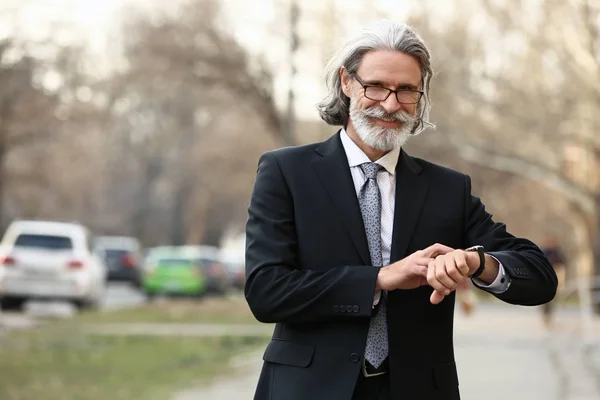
[
  {"x1": 340, "y1": 306, "x2": 346, "y2": 313},
  {"x1": 352, "y1": 305, "x2": 359, "y2": 313},
  {"x1": 333, "y1": 305, "x2": 339, "y2": 312},
  {"x1": 346, "y1": 305, "x2": 352, "y2": 312},
  {"x1": 350, "y1": 353, "x2": 361, "y2": 363}
]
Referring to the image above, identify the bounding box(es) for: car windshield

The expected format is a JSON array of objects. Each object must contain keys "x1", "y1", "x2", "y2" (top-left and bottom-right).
[{"x1": 14, "y1": 234, "x2": 73, "y2": 250}]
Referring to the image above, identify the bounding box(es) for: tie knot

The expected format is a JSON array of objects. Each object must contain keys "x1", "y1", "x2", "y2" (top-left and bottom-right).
[{"x1": 360, "y1": 162, "x2": 382, "y2": 180}]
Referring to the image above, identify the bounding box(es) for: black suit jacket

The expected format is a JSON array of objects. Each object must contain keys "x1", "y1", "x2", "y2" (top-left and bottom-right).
[{"x1": 245, "y1": 132, "x2": 557, "y2": 400}]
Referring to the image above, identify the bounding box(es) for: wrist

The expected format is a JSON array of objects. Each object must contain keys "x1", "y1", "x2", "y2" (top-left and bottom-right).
[
  {"x1": 376, "y1": 266, "x2": 389, "y2": 291},
  {"x1": 476, "y1": 254, "x2": 500, "y2": 284}
]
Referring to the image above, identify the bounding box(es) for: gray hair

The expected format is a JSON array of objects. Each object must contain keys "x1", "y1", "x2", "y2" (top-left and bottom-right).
[{"x1": 316, "y1": 20, "x2": 434, "y2": 135}]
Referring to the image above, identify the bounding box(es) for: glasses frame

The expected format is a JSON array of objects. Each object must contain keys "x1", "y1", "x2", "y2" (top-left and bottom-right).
[{"x1": 352, "y1": 73, "x2": 424, "y2": 105}]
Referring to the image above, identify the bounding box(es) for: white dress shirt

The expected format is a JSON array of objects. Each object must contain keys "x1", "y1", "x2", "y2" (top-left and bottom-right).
[{"x1": 339, "y1": 129, "x2": 510, "y2": 305}]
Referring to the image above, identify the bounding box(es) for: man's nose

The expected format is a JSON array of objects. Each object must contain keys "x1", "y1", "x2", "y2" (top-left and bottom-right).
[{"x1": 380, "y1": 93, "x2": 403, "y2": 114}]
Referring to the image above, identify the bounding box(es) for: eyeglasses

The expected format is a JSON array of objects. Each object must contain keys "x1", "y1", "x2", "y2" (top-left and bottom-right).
[{"x1": 352, "y1": 73, "x2": 424, "y2": 105}]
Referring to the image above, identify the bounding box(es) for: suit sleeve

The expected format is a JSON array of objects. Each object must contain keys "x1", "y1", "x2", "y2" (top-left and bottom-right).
[
  {"x1": 463, "y1": 175, "x2": 558, "y2": 305},
  {"x1": 244, "y1": 152, "x2": 379, "y2": 324}
]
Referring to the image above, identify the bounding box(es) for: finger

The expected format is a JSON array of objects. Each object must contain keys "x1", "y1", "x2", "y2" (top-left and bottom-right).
[
  {"x1": 430, "y1": 290, "x2": 445, "y2": 305},
  {"x1": 434, "y1": 256, "x2": 457, "y2": 292},
  {"x1": 427, "y1": 259, "x2": 447, "y2": 294},
  {"x1": 454, "y1": 251, "x2": 470, "y2": 277},
  {"x1": 413, "y1": 264, "x2": 428, "y2": 286},
  {"x1": 427, "y1": 259, "x2": 436, "y2": 285},
  {"x1": 415, "y1": 264, "x2": 428, "y2": 276},
  {"x1": 445, "y1": 254, "x2": 464, "y2": 283},
  {"x1": 415, "y1": 257, "x2": 434, "y2": 267},
  {"x1": 423, "y1": 243, "x2": 454, "y2": 258}
]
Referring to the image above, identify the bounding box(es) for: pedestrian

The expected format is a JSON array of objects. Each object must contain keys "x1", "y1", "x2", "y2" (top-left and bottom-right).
[
  {"x1": 245, "y1": 20, "x2": 558, "y2": 400},
  {"x1": 456, "y1": 278, "x2": 477, "y2": 316},
  {"x1": 540, "y1": 235, "x2": 567, "y2": 329}
]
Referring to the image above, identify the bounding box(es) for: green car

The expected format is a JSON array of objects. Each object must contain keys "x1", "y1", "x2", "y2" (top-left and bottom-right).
[{"x1": 141, "y1": 246, "x2": 209, "y2": 298}]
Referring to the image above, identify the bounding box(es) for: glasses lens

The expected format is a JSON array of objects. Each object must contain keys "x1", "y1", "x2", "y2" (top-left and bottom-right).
[
  {"x1": 364, "y1": 86, "x2": 390, "y2": 101},
  {"x1": 396, "y1": 91, "x2": 421, "y2": 104}
]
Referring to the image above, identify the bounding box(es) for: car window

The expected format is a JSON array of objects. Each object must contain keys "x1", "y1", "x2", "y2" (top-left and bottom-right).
[
  {"x1": 157, "y1": 258, "x2": 193, "y2": 266},
  {"x1": 14, "y1": 234, "x2": 73, "y2": 250},
  {"x1": 104, "y1": 249, "x2": 129, "y2": 257}
]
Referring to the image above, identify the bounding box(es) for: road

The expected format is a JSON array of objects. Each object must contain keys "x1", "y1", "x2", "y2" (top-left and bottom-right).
[
  {"x1": 0, "y1": 282, "x2": 146, "y2": 330},
  {"x1": 172, "y1": 303, "x2": 600, "y2": 400}
]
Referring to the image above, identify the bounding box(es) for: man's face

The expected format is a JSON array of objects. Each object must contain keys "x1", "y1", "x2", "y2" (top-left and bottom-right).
[{"x1": 341, "y1": 50, "x2": 422, "y2": 151}]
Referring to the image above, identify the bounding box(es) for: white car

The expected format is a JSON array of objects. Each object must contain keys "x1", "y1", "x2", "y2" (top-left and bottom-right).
[{"x1": 0, "y1": 220, "x2": 107, "y2": 311}]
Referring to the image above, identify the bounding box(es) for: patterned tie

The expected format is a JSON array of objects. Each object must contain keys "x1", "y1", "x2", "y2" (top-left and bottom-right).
[{"x1": 358, "y1": 162, "x2": 388, "y2": 368}]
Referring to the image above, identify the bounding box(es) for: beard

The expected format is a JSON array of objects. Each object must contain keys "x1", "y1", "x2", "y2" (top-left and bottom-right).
[{"x1": 349, "y1": 97, "x2": 417, "y2": 151}]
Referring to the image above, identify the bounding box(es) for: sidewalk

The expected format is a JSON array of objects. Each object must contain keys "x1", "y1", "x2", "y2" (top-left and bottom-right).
[
  {"x1": 454, "y1": 304, "x2": 600, "y2": 400},
  {"x1": 171, "y1": 303, "x2": 600, "y2": 400}
]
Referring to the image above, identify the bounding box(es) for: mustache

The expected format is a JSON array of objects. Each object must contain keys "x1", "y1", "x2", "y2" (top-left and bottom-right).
[{"x1": 359, "y1": 107, "x2": 415, "y2": 123}]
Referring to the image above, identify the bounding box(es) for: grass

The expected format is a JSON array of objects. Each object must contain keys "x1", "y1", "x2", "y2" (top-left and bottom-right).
[
  {"x1": 0, "y1": 296, "x2": 269, "y2": 400},
  {"x1": 77, "y1": 294, "x2": 260, "y2": 324}
]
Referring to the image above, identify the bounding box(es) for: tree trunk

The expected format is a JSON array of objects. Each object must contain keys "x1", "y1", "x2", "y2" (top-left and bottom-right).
[
  {"x1": 0, "y1": 128, "x2": 6, "y2": 230},
  {"x1": 131, "y1": 157, "x2": 162, "y2": 242},
  {"x1": 168, "y1": 182, "x2": 191, "y2": 246},
  {"x1": 593, "y1": 195, "x2": 600, "y2": 313}
]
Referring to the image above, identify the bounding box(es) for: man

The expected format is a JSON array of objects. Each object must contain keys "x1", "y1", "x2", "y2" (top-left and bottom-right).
[
  {"x1": 456, "y1": 276, "x2": 477, "y2": 316},
  {"x1": 540, "y1": 236, "x2": 567, "y2": 328},
  {"x1": 245, "y1": 20, "x2": 557, "y2": 400}
]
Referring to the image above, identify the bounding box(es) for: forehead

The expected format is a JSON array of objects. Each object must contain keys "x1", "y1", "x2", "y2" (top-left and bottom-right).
[{"x1": 356, "y1": 50, "x2": 422, "y2": 86}]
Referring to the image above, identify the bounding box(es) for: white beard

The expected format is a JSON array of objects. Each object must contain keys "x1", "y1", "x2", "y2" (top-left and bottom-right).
[{"x1": 349, "y1": 98, "x2": 417, "y2": 151}]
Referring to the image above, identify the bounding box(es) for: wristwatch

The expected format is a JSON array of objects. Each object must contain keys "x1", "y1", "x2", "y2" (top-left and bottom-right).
[{"x1": 466, "y1": 245, "x2": 485, "y2": 279}]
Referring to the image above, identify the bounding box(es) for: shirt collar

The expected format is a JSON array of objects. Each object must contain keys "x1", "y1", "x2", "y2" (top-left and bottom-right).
[{"x1": 340, "y1": 128, "x2": 400, "y2": 175}]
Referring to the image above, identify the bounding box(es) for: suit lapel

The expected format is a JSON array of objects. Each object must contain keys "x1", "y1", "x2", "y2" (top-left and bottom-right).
[
  {"x1": 390, "y1": 150, "x2": 429, "y2": 262},
  {"x1": 311, "y1": 132, "x2": 371, "y2": 265}
]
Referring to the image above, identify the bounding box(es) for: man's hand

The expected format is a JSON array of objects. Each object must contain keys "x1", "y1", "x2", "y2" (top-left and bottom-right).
[
  {"x1": 427, "y1": 250, "x2": 481, "y2": 304},
  {"x1": 376, "y1": 243, "x2": 454, "y2": 292}
]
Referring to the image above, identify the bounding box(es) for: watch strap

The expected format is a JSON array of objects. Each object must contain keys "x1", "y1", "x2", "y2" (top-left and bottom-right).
[{"x1": 466, "y1": 245, "x2": 485, "y2": 279}]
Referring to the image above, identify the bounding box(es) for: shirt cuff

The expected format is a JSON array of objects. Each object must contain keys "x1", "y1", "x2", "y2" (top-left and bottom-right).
[
  {"x1": 372, "y1": 290, "x2": 381, "y2": 308},
  {"x1": 472, "y1": 256, "x2": 511, "y2": 294}
]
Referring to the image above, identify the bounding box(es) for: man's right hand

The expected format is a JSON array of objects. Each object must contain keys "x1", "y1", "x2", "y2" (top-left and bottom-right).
[{"x1": 376, "y1": 243, "x2": 454, "y2": 292}]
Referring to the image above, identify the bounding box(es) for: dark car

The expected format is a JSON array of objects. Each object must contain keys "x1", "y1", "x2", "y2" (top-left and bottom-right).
[
  {"x1": 220, "y1": 252, "x2": 245, "y2": 291},
  {"x1": 95, "y1": 236, "x2": 143, "y2": 287}
]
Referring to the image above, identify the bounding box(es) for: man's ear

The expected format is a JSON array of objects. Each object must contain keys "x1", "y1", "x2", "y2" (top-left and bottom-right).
[{"x1": 340, "y1": 67, "x2": 351, "y2": 98}]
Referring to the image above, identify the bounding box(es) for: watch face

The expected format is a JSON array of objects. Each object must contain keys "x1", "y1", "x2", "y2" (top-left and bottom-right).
[{"x1": 466, "y1": 245, "x2": 483, "y2": 252}]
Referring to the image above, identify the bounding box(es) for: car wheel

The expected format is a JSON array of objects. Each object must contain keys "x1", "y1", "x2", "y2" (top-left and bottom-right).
[
  {"x1": 72, "y1": 298, "x2": 100, "y2": 312},
  {"x1": 0, "y1": 296, "x2": 27, "y2": 312}
]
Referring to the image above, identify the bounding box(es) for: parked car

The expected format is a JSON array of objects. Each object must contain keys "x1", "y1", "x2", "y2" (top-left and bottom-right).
[
  {"x1": 0, "y1": 220, "x2": 107, "y2": 311},
  {"x1": 141, "y1": 246, "x2": 207, "y2": 298},
  {"x1": 141, "y1": 245, "x2": 229, "y2": 298},
  {"x1": 95, "y1": 236, "x2": 143, "y2": 287},
  {"x1": 184, "y1": 245, "x2": 229, "y2": 294},
  {"x1": 220, "y1": 251, "x2": 245, "y2": 291}
]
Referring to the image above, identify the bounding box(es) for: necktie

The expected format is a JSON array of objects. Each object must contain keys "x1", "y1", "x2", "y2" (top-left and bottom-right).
[{"x1": 358, "y1": 162, "x2": 388, "y2": 368}]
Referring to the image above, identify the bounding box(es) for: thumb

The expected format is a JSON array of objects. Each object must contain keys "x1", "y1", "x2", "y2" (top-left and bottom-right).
[
  {"x1": 423, "y1": 243, "x2": 454, "y2": 258},
  {"x1": 430, "y1": 290, "x2": 446, "y2": 305}
]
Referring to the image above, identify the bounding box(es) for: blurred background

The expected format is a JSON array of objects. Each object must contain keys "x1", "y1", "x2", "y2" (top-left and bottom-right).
[{"x1": 0, "y1": 0, "x2": 598, "y2": 399}]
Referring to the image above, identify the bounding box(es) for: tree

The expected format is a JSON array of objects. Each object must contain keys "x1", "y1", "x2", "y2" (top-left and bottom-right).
[
  {"x1": 0, "y1": 38, "x2": 63, "y2": 227},
  {"x1": 407, "y1": 0, "x2": 600, "y2": 309},
  {"x1": 96, "y1": 0, "x2": 280, "y2": 245}
]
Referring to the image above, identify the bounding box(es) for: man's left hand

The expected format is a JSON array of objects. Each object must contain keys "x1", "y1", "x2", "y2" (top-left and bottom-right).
[{"x1": 427, "y1": 250, "x2": 480, "y2": 304}]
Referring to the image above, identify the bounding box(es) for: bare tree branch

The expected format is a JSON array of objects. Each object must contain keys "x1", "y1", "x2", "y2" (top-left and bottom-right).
[{"x1": 448, "y1": 135, "x2": 596, "y2": 214}]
